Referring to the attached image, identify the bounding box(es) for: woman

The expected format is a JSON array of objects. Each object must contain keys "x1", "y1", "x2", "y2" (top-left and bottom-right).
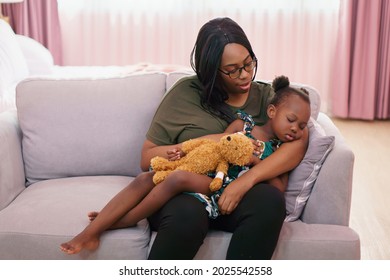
[
  {"x1": 143, "y1": 17, "x2": 308, "y2": 259},
  {"x1": 60, "y1": 17, "x2": 308, "y2": 259}
]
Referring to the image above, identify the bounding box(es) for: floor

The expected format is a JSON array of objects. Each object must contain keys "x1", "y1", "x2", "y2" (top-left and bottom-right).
[{"x1": 331, "y1": 118, "x2": 390, "y2": 260}]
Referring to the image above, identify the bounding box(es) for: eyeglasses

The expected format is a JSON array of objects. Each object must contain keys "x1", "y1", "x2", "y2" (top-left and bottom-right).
[{"x1": 219, "y1": 59, "x2": 257, "y2": 79}]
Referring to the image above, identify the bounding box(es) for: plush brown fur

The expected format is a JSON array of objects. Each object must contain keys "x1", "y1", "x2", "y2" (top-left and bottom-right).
[{"x1": 150, "y1": 133, "x2": 253, "y2": 192}]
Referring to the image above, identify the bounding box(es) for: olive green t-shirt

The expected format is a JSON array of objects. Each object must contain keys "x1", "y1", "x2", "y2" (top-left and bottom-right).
[{"x1": 146, "y1": 75, "x2": 274, "y2": 146}]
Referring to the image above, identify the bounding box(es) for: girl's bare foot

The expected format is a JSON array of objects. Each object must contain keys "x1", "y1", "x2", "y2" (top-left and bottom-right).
[
  {"x1": 88, "y1": 211, "x2": 99, "y2": 222},
  {"x1": 60, "y1": 233, "x2": 100, "y2": 255}
]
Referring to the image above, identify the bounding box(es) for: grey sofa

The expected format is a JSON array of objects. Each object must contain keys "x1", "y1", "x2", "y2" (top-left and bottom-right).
[{"x1": 0, "y1": 71, "x2": 360, "y2": 259}]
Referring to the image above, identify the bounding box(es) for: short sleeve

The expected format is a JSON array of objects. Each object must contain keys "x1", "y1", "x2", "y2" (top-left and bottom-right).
[{"x1": 146, "y1": 76, "x2": 227, "y2": 146}]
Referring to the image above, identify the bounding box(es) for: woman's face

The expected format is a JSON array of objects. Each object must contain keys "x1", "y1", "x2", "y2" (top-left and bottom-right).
[{"x1": 219, "y1": 43, "x2": 255, "y2": 95}]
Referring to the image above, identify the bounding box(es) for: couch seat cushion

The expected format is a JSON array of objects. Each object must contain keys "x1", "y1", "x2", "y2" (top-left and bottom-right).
[{"x1": 0, "y1": 176, "x2": 150, "y2": 260}]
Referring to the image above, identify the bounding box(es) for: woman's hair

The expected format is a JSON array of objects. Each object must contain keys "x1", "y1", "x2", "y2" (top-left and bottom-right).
[
  {"x1": 190, "y1": 17, "x2": 257, "y2": 123},
  {"x1": 270, "y1": 75, "x2": 310, "y2": 107}
]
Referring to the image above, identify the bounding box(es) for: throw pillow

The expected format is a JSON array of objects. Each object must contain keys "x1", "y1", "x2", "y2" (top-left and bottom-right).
[{"x1": 284, "y1": 118, "x2": 335, "y2": 222}]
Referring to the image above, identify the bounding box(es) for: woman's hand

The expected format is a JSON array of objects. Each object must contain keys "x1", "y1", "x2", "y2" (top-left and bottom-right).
[{"x1": 217, "y1": 176, "x2": 253, "y2": 215}]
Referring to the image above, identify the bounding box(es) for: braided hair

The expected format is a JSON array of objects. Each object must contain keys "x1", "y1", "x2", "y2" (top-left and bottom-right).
[{"x1": 270, "y1": 75, "x2": 310, "y2": 107}]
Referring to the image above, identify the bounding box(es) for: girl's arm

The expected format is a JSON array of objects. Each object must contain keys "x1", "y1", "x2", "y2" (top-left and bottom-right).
[{"x1": 218, "y1": 128, "x2": 308, "y2": 215}]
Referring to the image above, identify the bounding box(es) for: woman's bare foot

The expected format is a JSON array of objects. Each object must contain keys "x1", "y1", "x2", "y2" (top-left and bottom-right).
[{"x1": 60, "y1": 233, "x2": 100, "y2": 255}]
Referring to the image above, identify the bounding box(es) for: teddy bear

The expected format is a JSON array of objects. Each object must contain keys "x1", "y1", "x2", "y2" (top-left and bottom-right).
[{"x1": 150, "y1": 133, "x2": 254, "y2": 192}]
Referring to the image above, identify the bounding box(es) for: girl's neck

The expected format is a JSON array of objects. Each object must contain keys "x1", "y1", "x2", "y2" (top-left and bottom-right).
[{"x1": 256, "y1": 121, "x2": 276, "y2": 141}]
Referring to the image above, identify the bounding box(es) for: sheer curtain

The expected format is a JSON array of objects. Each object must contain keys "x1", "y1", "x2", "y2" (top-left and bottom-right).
[
  {"x1": 331, "y1": 0, "x2": 390, "y2": 120},
  {"x1": 57, "y1": 0, "x2": 340, "y2": 113}
]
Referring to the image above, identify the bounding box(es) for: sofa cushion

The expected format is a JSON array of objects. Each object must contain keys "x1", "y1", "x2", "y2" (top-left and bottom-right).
[
  {"x1": 0, "y1": 176, "x2": 150, "y2": 259},
  {"x1": 16, "y1": 73, "x2": 167, "y2": 185},
  {"x1": 0, "y1": 110, "x2": 25, "y2": 211},
  {"x1": 285, "y1": 118, "x2": 335, "y2": 222},
  {"x1": 150, "y1": 221, "x2": 360, "y2": 260}
]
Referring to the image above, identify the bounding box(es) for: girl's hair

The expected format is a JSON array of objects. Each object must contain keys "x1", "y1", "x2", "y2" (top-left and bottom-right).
[
  {"x1": 190, "y1": 17, "x2": 257, "y2": 123},
  {"x1": 270, "y1": 75, "x2": 310, "y2": 107}
]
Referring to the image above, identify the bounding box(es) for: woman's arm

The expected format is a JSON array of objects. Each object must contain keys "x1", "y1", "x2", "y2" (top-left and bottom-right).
[
  {"x1": 246, "y1": 128, "x2": 308, "y2": 184},
  {"x1": 141, "y1": 140, "x2": 180, "y2": 171},
  {"x1": 224, "y1": 120, "x2": 244, "y2": 134},
  {"x1": 218, "y1": 128, "x2": 308, "y2": 215},
  {"x1": 266, "y1": 173, "x2": 289, "y2": 193}
]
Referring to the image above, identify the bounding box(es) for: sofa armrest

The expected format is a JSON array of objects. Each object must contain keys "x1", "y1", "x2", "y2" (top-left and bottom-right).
[
  {"x1": 0, "y1": 110, "x2": 25, "y2": 210},
  {"x1": 301, "y1": 113, "x2": 354, "y2": 226}
]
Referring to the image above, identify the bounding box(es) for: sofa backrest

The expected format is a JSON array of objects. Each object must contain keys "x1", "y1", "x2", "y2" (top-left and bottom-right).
[
  {"x1": 16, "y1": 71, "x2": 323, "y2": 186},
  {"x1": 16, "y1": 73, "x2": 167, "y2": 186}
]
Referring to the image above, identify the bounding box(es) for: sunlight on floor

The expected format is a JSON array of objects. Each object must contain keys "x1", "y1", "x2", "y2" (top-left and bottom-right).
[{"x1": 332, "y1": 118, "x2": 390, "y2": 260}]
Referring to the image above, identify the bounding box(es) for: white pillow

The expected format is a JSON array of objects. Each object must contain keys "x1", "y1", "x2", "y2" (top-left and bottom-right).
[
  {"x1": 16, "y1": 35, "x2": 54, "y2": 75},
  {"x1": 284, "y1": 118, "x2": 335, "y2": 222},
  {"x1": 0, "y1": 20, "x2": 29, "y2": 89}
]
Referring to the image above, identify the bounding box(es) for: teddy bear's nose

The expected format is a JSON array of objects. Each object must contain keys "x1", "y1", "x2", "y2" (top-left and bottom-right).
[{"x1": 227, "y1": 136, "x2": 231, "y2": 141}]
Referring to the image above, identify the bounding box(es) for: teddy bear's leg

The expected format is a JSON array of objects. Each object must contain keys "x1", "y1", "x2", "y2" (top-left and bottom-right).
[
  {"x1": 209, "y1": 162, "x2": 229, "y2": 192},
  {"x1": 153, "y1": 171, "x2": 172, "y2": 185},
  {"x1": 209, "y1": 177, "x2": 223, "y2": 192}
]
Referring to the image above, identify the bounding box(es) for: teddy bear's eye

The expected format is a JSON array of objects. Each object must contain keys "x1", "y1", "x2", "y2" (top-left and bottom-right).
[{"x1": 227, "y1": 136, "x2": 231, "y2": 141}]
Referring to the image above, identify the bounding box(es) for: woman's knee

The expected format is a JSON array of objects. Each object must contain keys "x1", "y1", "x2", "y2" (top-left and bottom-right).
[
  {"x1": 241, "y1": 184, "x2": 286, "y2": 220},
  {"x1": 148, "y1": 194, "x2": 209, "y2": 259},
  {"x1": 153, "y1": 194, "x2": 209, "y2": 234}
]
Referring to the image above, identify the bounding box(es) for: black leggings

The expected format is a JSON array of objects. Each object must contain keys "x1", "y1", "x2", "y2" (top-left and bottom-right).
[{"x1": 147, "y1": 183, "x2": 286, "y2": 260}]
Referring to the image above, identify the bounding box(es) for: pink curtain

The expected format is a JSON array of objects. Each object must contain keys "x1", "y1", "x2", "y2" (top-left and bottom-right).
[
  {"x1": 57, "y1": 0, "x2": 340, "y2": 113},
  {"x1": 332, "y1": 0, "x2": 390, "y2": 120},
  {"x1": 2, "y1": 0, "x2": 63, "y2": 65}
]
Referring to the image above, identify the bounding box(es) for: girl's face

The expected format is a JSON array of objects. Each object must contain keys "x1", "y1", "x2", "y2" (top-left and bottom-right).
[
  {"x1": 219, "y1": 43, "x2": 255, "y2": 95},
  {"x1": 268, "y1": 95, "x2": 311, "y2": 142}
]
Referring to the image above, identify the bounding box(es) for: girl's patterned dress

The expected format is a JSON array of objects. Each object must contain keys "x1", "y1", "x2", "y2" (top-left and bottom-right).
[{"x1": 188, "y1": 110, "x2": 282, "y2": 219}]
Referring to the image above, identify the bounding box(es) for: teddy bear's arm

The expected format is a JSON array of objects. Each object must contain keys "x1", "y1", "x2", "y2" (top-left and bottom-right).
[
  {"x1": 209, "y1": 161, "x2": 229, "y2": 192},
  {"x1": 181, "y1": 138, "x2": 216, "y2": 154}
]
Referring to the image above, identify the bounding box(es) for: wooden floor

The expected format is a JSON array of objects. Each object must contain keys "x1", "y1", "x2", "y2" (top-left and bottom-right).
[{"x1": 332, "y1": 118, "x2": 390, "y2": 260}]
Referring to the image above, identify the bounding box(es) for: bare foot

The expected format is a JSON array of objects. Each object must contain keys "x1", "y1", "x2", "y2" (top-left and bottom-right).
[
  {"x1": 88, "y1": 211, "x2": 99, "y2": 222},
  {"x1": 60, "y1": 233, "x2": 100, "y2": 255}
]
